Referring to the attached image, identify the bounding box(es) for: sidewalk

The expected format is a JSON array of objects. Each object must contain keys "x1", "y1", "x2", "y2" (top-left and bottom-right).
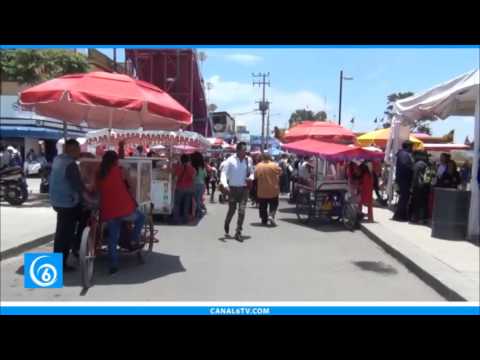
[
  {"x1": 360, "y1": 206, "x2": 479, "y2": 301},
  {"x1": 0, "y1": 179, "x2": 56, "y2": 260}
]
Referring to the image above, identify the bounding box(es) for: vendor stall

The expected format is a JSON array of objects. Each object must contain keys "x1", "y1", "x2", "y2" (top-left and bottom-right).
[
  {"x1": 282, "y1": 139, "x2": 384, "y2": 229},
  {"x1": 384, "y1": 69, "x2": 479, "y2": 241},
  {"x1": 85, "y1": 129, "x2": 209, "y2": 216},
  {"x1": 19, "y1": 71, "x2": 194, "y2": 288}
]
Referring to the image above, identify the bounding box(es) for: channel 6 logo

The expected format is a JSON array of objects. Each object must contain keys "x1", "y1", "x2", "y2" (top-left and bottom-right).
[{"x1": 24, "y1": 253, "x2": 63, "y2": 288}]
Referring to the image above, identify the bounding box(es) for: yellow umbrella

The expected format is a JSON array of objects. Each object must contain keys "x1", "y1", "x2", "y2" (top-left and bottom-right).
[{"x1": 357, "y1": 128, "x2": 423, "y2": 150}]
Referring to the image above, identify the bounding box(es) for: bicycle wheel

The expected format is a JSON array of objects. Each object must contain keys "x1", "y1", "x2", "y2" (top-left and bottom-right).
[
  {"x1": 79, "y1": 225, "x2": 96, "y2": 289},
  {"x1": 296, "y1": 192, "x2": 312, "y2": 224},
  {"x1": 342, "y1": 203, "x2": 358, "y2": 231}
]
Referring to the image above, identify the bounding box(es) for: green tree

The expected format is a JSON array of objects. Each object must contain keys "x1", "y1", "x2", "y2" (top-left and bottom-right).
[
  {"x1": 316, "y1": 110, "x2": 327, "y2": 121},
  {"x1": 383, "y1": 92, "x2": 434, "y2": 135},
  {"x1": 288, "y1": 109, "x2": 327, "y2": 127},
  {"x1": 1, "y1": 49, "x2": 90, "y2": 85}
]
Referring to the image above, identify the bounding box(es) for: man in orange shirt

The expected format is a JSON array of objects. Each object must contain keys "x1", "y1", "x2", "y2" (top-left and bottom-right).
[{"x1": 255, "y1": 153, "x2": 282, "y2": 226}]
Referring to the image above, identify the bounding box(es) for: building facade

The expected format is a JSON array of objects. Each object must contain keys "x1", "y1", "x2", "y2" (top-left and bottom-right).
[
  {"x1": 0, "y1": 49, "x2": 122, "y2": 162},
  {"x1": 124, "y1": 49, "x2": 211, "y2": 136}
]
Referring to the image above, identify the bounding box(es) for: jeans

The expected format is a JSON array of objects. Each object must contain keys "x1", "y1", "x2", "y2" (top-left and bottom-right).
[
  {"x1": 258, "y1": 197, "x2": 279, "y2": 223},
  {"x1": 173, "y1": 188, "x2": 194, "y2": 224},
  {"x1": 194, "y1": 183, "x2": 206, "y2": 218},
  {"x1": 106, "y1": 209, "x2": 145, "y2": 268},
  {"x1": 53, "y1": 205, "x2": 82, "y2": 264},
  {"x1": 225, "y1": 187, "x2": 249, "y2": 234}
]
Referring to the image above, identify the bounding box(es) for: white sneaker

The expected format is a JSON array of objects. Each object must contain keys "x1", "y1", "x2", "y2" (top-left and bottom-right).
[{"x1": 268, "y1": 216, "x2": 277, "y2": 227}]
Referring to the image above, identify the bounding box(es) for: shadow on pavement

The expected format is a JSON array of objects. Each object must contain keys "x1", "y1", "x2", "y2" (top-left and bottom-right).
[
  {"x1": 249, "y1": 222, "x2": 279, "y2": 229},
  {"x1": 62, "y1": 251, "x2": 186, "y2": 289},
  {"x1": 278, "y1": 217, "x2": 351, "y2": 233},
  {"x1": 352, "y1": 261, "x2": 398, "y2": 275},
  {"x1": 218, "y1": 235, "x2": 252, "y2": 242},
  {"x1": 277, "y1": 207, "x2": 298, "y2": 215}
]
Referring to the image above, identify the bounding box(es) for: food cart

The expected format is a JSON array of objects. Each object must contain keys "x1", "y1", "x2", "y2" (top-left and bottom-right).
[
  {"x1": 283, "y1": 139, "x2": 384, "y2": 230},
  {"x1": 85, "y1": 129, "x2": 209, "y2": 216}
]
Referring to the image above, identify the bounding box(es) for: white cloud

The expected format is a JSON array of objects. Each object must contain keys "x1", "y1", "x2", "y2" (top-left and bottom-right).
[
  {"x1": 224, "y1": 54, "x2": 263, "y2": 66},
  {"x1": 207, "y1": 75, "x2": 331, "y2": 135}
]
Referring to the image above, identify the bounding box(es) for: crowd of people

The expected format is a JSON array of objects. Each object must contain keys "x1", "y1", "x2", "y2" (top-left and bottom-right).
[
  {"x1": 42, "y1": 136, "x2": 477, "y2": 274},
  {"x1": 393, "y1": 140, "x2": 473, "y2": 224}
]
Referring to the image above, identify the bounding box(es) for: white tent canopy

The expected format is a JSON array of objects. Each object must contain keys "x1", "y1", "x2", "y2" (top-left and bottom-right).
[{"x1": 385, "y1": 69, "x2": 479, "y2": 241}]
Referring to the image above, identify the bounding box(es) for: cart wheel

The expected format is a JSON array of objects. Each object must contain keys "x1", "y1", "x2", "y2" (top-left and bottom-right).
[
  {"x1": 141, "y1": 208, "x2": 155, "y2": 260},
  {"x1": 296, "y1": 192, "x2": 312, "y2": 224},
  {"x1": 80, "y1": 225, "x2": 96, "y2": 289},
  {"x1": 342, "y1": 203, "x2": 358, "y2": 231}
]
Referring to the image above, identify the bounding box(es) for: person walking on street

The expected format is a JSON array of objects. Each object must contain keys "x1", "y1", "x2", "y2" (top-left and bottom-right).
[
  {"x1": 191, "y1": 152, "x2": 207, "y2": 219},
  {"x1": 49, "y1": 139, "x2": 85, "y2": 271},
  {"x1": 208, "y1": 161, "x2": 219, "y2": 203},
  {"x1": 393, "y1": 140, "x2": 414, "y2": 222},
  {"x1": 220, "y1": 142, "x2": 253, "y2": 241},
  {"x1": 359, "y1": 161, "x2": 374, "y2": 223},
  {"x1": 172, "y1": 154, "x2": 196, "y2": 224},
  {"x1": 255, "y1": 153, "x2": 282, "y2": 226},
  {"x1": 278, "y1": 154, "x2": 291, "y2": 194}
]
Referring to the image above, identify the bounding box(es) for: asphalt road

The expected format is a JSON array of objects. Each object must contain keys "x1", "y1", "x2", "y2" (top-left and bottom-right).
[{"x1": 1, "y1": 197, "x2": 445, "y2": 301}]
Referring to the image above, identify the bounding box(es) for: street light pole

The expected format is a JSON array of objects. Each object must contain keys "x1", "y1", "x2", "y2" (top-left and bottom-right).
[
  {"x1": 338, "y1": 70, "x2": 343, "y2": 126},
  {"x1": 338, "y1": 70, "x2": 353, "y2": 126}
]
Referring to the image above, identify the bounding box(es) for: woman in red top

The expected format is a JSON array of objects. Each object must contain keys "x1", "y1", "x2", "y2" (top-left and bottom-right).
[
  {"x1": 359, "y1": 161, "x2": 374, "y2": 223},
  {"x1": 96, "y1": 151, "x2": 145, "y2": 274},
  {"x1": 172, "y1": 154, "x2": 196, "y2": 224}
]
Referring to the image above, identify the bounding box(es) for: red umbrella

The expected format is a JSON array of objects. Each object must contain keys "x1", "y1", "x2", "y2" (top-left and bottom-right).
[
  {"x1": 19, "y1": 71, "x2": 192, "y2": 131},
  {"x1": 283, "y1": 121, "x2": 356, "y2": 144},
  {"x1": 282, "y1": 139, "x2": 384, "y2": 161}
]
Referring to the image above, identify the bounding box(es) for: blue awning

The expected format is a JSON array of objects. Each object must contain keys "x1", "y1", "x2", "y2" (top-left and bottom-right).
[{"x1": 0, "y1": 126, "x2": 86, "y2": 140}]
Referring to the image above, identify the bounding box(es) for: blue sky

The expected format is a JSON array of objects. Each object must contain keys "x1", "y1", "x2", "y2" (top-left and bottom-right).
[{"x1": 96, "y1": 47, "x2": 479, "y2": 143}]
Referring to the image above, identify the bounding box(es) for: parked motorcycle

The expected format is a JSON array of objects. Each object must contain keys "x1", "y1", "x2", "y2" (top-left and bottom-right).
[{"x1": 0, "y1": 166, "x2": 29, "y2": 205}]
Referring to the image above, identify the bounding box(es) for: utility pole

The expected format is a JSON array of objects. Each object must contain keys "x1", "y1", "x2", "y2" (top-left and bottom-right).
[{"x1": 253, "y1": 72, "x2": 270, "y2": 152}]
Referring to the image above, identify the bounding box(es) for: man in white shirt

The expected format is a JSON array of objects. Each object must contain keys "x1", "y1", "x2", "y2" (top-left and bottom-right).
[{"x1": 220, "y1": 142, "x2": 253, "y2": 241}]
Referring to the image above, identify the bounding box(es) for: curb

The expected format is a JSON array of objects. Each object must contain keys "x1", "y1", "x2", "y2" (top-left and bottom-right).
[
  {"x1": 0, "y1": 234, "x2": 54, "y2": 262},
  {"x1": 359, "y1": 224, "x2": 466, "y2": 301}
]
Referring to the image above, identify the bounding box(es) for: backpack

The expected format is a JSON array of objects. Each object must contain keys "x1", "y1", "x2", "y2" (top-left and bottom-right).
[{"x1": 417, "y1": 165, "x2": 433, "y2": 188}]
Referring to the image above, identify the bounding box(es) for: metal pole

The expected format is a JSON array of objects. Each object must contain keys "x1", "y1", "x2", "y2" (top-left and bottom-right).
[
  {"x1": 190, "y1": 52, "x2": 195, "y2": 132},
  {"x1": 63, "y1": 121, "x2": 68, "y2": 140},
  {"x1": 113, "y1": 48, "x2": 117, "y2": 72},
  {"x1": 266, "y1": 108, "x2": 270, "y2": 150},
  {"x1": 339, "y1": 70, "x2": 343, "y2": 125}
]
